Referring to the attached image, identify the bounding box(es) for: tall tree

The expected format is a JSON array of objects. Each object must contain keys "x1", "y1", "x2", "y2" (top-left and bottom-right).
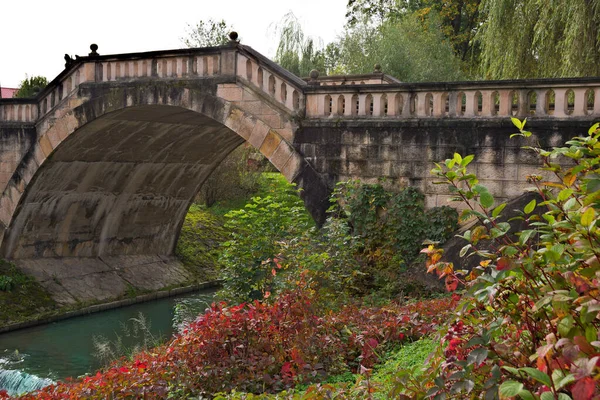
[
  {"x1": 478, "y1": 0, "x2": 600, "y2": 79},
  {"x1": 335, "y1": 12, "x2": 466, "y2": 81},
  {"x1": 15, "y1": 76, "x2": 48, "y2": 98},
  {"x1": 181, "y1": 18, "x2": 232, "y2": 48},
  {"x1": 274, "y1": 12, "x2": 325, "y2": 77}
]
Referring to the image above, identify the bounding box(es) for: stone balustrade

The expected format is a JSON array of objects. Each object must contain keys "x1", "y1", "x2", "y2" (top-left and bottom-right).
[
  {"x1": 3, "y1": 43, "x2": 600, "y2": 124},
  {"x1": 305, "y1": 80, "x2": 600, "y2": 119},
  {"x1": 236, "y1": 50, "x2": 305, "y2": 113}
]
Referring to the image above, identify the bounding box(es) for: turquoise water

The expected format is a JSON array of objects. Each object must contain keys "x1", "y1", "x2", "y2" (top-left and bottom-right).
[{"x1": 0, "y1": 289, "x2": 216, "y2": 396}]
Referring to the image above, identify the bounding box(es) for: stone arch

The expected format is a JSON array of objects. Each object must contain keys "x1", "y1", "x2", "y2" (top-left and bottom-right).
[{"x1": 0, "y1": 82, "x2": 329, "y2": 265}]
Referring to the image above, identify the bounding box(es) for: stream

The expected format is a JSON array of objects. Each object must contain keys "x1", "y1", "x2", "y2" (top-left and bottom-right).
[{"x1": 0, "y1": 288, "x2": 217, "y2": 396}]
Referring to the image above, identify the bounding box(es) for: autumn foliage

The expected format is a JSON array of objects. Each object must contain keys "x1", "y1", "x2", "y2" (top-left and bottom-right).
[{"x1": 5, "y1": 287, "x2": 456, "y2": 399}]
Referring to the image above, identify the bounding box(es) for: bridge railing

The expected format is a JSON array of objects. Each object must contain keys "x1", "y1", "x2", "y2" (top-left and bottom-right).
[
  {"x1": 236, "y1": 46, "x2": 307, "y2": 114},
  {"x1": 0, "y1": 46, "x2": 243, "y2": 124},
  {"x1": 305, "y1": 79, "x2": 600, "y2": 119}
]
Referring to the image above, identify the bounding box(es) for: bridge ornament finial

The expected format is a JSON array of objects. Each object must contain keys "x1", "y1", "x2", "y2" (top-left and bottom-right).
[
  {"x1": 309, "y1": 69, "x2": 320, "y2": 86},
  {"x1": 89, "y1": 44, "x2": 99, "y2": 57},
  {"x1": 228, "y1": 31, "x2": 239, "y2": 44},
  {"x1": 374, "y1": 64, "x2": 382, "y2": 73}
]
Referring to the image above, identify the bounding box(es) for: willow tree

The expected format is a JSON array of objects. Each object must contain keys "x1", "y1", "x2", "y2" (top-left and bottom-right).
[
  {"x1": 478, "y1": 0, "x2": 600, "y2": 79},
  {"x1": 273, "y1": 12, "x2": 325, "y2": 77}
]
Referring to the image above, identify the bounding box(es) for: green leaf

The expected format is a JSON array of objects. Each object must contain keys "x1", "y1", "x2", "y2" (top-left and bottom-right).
[
  {"x1": 588, "y1": 122, "x2": 599, "y2": 135},
  {"x1": 558, "y1": 188, "x2": 574, "y2": 202},
  {"x1": 540, "y1": 393, "x2": 554, "y2": 400},
  {"x1": 563, "y1": 197, "x2": 577, "y2": 211},
  {"x1": 519, "y1": 230, "x2": 535, "y2": 245},
  {"x1": 466, "y1": 348, "x2": 488, "y2": 366},
  {"x1": 581, "y1": 207, "x2": 596, "y2": 227},
  {"x1": 461, "y1": 154, "x2": 475, "y2": 167},
  {"x1": 524, "y1": 199, "x2": 536, "y2": 214},
  {"x1": 454, "y1": 153, "x2": 463, "y2": 164},
  {"x1": 499, "y1": 381, "x2": 523, "y2": 398},
  {"x1": 511, "y1": 117, "x2": 524, "y2": 130},
  {"x1": 459, "y1": 244, "x2": 472, "y2": 257},
  {"x1": 518, "y1": 389, "x2": 536, "y2": 400},
  {"x1": 558, "y1": 315, "x2": 574, "y2": 337},
  {"x1": 520, "y1": 367, "x2": 551, "y2": 387},
  {"x1": 480, "y1": 192, "x2": 494, "y2": 208},
  {"x1": 492, "y1": 203, "x2": 507, "y2": 218}
]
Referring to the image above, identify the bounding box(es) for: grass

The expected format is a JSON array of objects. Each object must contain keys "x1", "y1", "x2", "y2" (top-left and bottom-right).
[{"x1": 0, "y1": 260, "x2": 56, "y2": 325}]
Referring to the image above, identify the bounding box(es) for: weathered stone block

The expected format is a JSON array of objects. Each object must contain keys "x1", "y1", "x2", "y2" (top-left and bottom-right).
[{"x1": 260, "y1": 130, "x2": 282, "y2": 158}]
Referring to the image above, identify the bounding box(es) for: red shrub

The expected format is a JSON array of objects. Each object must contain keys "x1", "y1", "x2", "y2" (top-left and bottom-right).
[{"x1": 14, "y1": 291, "x2": 456, "y2": 399}]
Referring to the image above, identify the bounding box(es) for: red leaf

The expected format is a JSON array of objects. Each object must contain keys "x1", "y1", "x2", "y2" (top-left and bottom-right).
[
  {"x1": 496, "y1": 257, "x2": 510, "y2": 271},
  {"x1": 572, "y1": 377, "x2": 596, "y2": 400},
  {"x1": 445, "y1": 276, "x2": 459, "y2": 292}
]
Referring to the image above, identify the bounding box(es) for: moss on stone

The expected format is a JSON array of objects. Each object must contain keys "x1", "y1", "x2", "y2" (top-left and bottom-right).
[
  {"x1": 175, "y1": 203, "x2": 228, "y2": 280},
  {"x1": 0, "y1": 260, "x2": 57, "y2": 325}
]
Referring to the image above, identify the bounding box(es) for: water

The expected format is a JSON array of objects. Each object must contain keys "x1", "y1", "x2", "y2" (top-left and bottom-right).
[{"x1": 0, "y1": 289, "x2": 216, "y2": 396}]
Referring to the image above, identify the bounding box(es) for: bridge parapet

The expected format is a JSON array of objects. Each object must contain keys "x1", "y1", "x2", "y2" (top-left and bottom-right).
[
  {"x1": 236, "y1": 46, "x2": 306, "y2": 114},
  {"x1": 306, "y1": 78, "x2": 600, "y2": 119}
]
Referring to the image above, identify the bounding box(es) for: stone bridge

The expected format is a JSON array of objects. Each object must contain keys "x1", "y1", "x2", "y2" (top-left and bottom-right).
[{"x1": 1, "y1": 37, "x2": 598, "y2": 303}]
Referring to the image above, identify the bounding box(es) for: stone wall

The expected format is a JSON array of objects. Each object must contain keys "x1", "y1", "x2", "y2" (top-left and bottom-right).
[{"x1": 296, "y1": 118, "x2": 593, "y2": 210}]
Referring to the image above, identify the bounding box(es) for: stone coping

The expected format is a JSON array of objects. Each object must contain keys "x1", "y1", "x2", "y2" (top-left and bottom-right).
[{"x1": 0, "y1": 280, "x2": 222, "y2": 335}]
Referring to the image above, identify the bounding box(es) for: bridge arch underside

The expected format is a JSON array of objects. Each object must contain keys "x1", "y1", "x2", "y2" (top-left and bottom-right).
[{"x1": 2, "y1": 105, "x2": 302, "y2": 304}]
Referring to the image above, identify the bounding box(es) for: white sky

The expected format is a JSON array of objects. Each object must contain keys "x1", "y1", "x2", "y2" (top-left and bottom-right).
[{"x1": 0, "y1": 0, "x2": 348, "y2": 88}]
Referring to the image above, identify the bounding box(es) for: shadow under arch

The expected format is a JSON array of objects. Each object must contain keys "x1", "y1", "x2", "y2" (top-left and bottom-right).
[{"x1": 0, "y1": 84, "x2": 330, "y2": 264}]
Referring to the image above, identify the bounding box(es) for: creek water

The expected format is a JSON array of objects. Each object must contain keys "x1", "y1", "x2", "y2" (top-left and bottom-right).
[{"x1": 0, "y1": 288, "x2": 216, "y2": 396}]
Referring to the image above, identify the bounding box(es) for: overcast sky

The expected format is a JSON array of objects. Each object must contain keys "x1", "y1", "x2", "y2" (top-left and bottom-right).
[{"x1": 1, "y1": 0, "x2": 348, "y2": 88}]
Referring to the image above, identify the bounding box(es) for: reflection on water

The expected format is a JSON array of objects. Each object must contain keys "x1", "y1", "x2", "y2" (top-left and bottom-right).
[{"x1": 0, "y1": 289, "x2": 216, "y2": 394}]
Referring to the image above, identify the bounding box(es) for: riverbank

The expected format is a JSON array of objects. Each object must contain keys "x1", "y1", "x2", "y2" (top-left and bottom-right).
[{"x1": 0, "y1": 280, "x2": 221, "y2": 335}]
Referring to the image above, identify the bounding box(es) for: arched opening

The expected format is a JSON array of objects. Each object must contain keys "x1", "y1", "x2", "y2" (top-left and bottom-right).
[
  {"x1": 425, "y1": 93, "x2": 433, "y2": 116},
  {"x1": 491, "y1": 91, "x2": 499, "y2": 116},
  {"x1": 475, "y1": 91, "x2": 483, "y2": 115},
  {"x1": 257, "y1": 67, "x2": 264, "y2": 89},
  {"x1": 457, "y1": 92, "x2": 466, "y2": 116},
  {"x1": 351, "y1": 94, "x2": 359, "y2": 116},
  {"x1": 441, "y1": 93, "x2": 449, "y2": 116},
  {"x1": 1, "y1": 98, "x2": 329, "y2": 301},
  {"x1": 410, "y1": 94, "x2": 417, "y2": 116},
  {"x1": 586, "y1": 89, "x2": 595, "y2": 115},
  {"x1": 324, "y1": 95, "x2": 332, "y2": 116},
  {"x1": 292, "y1": 90, "x2": 300, "y2": 111},
  {"x1": 566, "y1": 89, "x2": 575, "y2": 115},
  {"x1": 545, "y1": 90, "x2": 555, "y2": 115},
  {"x1": 337, "y1": 95, "x2": 345, "y2": 115},
  {"x1": 365, "y1": 94, "x2": 374, "y2": 116},
  {"x1": 395, "y1": 93, "x2": 404, "y2": 116},
  {"x1": 268, "y1": 75, "x2": 276, "y2": 96},
  {"x1": 510, "y1": 91, "x2": 519, "y2": 116},
  {"x1": 527, "y1": 91, "x2": 537, "y2": 115},
  {"x1": 246, "y1": 59, "x2": 252, "y2": 81},
  {"x1": 380, "y1": 94, "x2": 388, "y2": 116},
  {"x1": 280, "y1": 83, "x2": 287, "y2": 103}
]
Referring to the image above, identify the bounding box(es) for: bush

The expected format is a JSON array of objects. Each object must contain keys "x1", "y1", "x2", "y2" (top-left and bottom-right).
[
  {"x1": 12, "y1": 289, "x2": 457, "y2": 399},
  {"x1": 407, "y1": 121, "x2": 600, "y2": 398},
  {"x1": 217, "y1": 175, "x2": 313, "y2": 302}
]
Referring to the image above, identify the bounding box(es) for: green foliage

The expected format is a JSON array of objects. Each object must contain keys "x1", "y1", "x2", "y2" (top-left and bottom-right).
[
  {"x1": 0, "y1": 275, "x2": 14, "y2": 291},
  {"x1": 175, "y1": 203, "x2": 227, "y2": 280},
  {"x1": 0, "y1": 260, "x2": 56, "y2": 325},
  {"x1": 335, "y1": 11, "x2": 466, "y2": 81},
  {"x1": 217, "y1": 174, "x2": 313, "y2": 302},
  {"x1": 197, "y1": 145, "x2": 268, "y2": 208},
  {"x1": 181, "y1": 18, "x2": 232, "y2": 48},
  {"x1": 478, "y1": 0, "x2": 600, "y2": 78},
  {"x1": 14, "y1": 76, "x2": 47, "y2": 98},
  {"x1": 411, "y1": 121, "x2": 600, "y2": 398},
  {"x1": 332, "y1": 180, "x2": 458, "y2": 270},
  {"x1": 92, "y1": 312, "x2": 164, "y2": 367},
  {"x1": 274, "y1": 12, "x2": 326, "y2": 77}
]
